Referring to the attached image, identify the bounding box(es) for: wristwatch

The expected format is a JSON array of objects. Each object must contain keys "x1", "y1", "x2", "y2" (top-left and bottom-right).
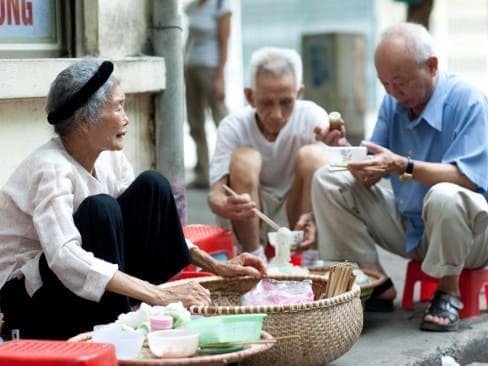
[{"x1": 400, "y1": 156, "x2": 414, "y2": 182}]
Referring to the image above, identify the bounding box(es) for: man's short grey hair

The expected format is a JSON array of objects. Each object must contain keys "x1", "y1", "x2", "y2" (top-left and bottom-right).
[
  {"x1": 248, "y1": 47, "x2": 303, "y2": 91},
  {"x1": 379, "y1": 22, "x2": 436, "y2": 65},
  {"x1": 45, "y1": 57, "x2": 119, "y2": 136}
]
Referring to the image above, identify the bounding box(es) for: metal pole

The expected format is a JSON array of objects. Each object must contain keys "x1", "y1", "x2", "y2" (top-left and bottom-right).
[{"x1": 152, "y1": 0, "x2": 187, "y2": 224}]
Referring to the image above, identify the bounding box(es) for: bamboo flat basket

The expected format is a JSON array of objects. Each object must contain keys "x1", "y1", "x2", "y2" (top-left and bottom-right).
[
  {"x1": 186, "y1": 274, "x2": 363, "y2": 366},
  {"x1": 70, "y1": 330, "x2": 274, "y2": 366}
]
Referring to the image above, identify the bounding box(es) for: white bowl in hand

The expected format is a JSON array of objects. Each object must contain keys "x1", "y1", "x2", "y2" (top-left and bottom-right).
[
  {"x1": 327, "y1": 146, "x2": 368, "y2": 167},
  {"x1": 267, "y1": 230, "x2": 304, "y2": 250}
]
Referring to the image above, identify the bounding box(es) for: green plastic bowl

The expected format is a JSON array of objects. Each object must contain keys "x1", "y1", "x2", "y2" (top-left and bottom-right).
[{"x1": 184, "y1": 313, "x2": 266, "y2": 345}]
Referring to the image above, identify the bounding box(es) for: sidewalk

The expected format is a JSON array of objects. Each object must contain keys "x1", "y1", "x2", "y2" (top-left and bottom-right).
[{"x1": 185, "y1": 186, "x2": 488, "y2": 366}]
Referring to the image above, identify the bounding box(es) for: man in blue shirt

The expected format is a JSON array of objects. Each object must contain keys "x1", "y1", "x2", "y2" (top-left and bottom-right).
[{"x1": 312, "y1": 22, "x2": 488, "y2": 332}]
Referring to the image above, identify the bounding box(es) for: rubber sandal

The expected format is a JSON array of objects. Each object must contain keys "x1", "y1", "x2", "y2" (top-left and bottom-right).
[
  {"x1": 420, "y1": 291, "x2": 463, "y2": 332},
  {"x1": 364, "y1": 277, "x2": 395, "y2": 312}
]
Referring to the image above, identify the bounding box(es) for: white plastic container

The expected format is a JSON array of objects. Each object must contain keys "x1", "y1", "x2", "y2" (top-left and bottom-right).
[
  {"x1": 147, "y1": 328, "x2": 199, "y2": 358},
  {"x1": 92, "y1": 324, "x2": 144, "y2": 360}
]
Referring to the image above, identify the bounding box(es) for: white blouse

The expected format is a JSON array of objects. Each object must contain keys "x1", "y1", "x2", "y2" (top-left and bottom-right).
[{"x1": 0, "y1": 137, "x2": 134, "y2": 302}]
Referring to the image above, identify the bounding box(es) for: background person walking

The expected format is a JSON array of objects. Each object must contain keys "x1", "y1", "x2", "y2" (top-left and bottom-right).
[{"x1": 184, "y1": 0, "x2": 231, "y2": 189}]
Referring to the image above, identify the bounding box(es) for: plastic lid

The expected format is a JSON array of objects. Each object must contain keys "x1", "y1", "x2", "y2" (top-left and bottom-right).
[
  {"x1": 150, "y1": 315, "x2": 173, "y2": 330},
  {"x1": 328, "y1": 111, "x2": 342, "y2": 121}
]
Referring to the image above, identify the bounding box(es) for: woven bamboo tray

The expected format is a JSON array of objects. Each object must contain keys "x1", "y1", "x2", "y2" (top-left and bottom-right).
[
  {"x1": 307, "y1": 266, "x2": 386, "y2": 302},
  {"x1": 69, "y1": 330, "x2": 274, "y2": 366},
  {"x1": 187, "y1": 274, "x2": 363, "y2": 366}
]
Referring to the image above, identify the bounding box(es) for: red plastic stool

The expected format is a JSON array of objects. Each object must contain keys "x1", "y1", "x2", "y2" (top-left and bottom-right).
[
  {"x1": 182, "y1": 225, "x2": 235, "y2": 271},
  {"x1": 0, "y1": 339, "x2": 117, "y2": 366},
  {"x1": 402, "y1": 259, "x2": 488, "y2": 318}
]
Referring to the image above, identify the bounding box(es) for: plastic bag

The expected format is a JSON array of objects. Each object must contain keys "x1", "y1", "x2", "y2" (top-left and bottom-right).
[{"x1": 241, "y1": 279, "x2": 314, "y2": 306}]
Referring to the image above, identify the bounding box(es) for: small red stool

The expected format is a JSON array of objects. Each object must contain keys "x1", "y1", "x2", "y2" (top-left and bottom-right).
[
  {"x1": 402, "y1": 259, "x2": 488, "y2": 318},
  {"x1": 182, "y1": 224, "x2": 235, "y2": 271},
  {"x1": 0, "y1": 339, "x2": 117, "y2": 366}
]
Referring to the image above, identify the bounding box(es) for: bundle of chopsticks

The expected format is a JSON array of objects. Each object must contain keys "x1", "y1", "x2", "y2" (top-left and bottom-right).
[{"x1": 324, "y1": 262, "x2": 356, "y2": 298}]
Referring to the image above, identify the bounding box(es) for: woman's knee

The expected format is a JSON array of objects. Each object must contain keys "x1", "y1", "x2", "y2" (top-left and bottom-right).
[
  {"x1": 78, "y1": 194, "x2": 121, "y2": 222},
  {"x1": 132, "y1": 171, "x2": 172, "y2": 196},
  {"x1": 137, "y1": 170, "x2": 170, "y2": 188}
]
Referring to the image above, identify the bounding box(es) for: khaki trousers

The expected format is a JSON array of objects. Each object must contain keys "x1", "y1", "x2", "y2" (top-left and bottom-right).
[
  {"x1": 312, "y1": 168, "x2": 488, "y2": 277},
  {"x1": 185, "y1": 66, "x2": 229, "y2": 182}
]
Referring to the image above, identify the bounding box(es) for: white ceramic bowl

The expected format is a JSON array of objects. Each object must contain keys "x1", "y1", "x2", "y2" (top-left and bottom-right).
[
  {"x1": 327, "y1": 146, "x2": 368, "y2": 166},
  {"x1": 267, "y1": 230, "x2": 304, "y2": 250},
  {"x1": 147, "y1": 328, "x2": 200, "y2": 358},
  {"x1": 92, "y1": 324, "x2": 145, "y2": 360}
]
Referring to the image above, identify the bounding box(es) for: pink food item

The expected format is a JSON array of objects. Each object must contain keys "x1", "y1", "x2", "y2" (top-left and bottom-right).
[{"x1": 150, "y1": 315, "x2": 173, "y2": 331}]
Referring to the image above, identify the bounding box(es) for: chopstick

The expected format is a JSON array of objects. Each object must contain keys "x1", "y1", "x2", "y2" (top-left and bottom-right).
[
  {"x1": 329, "y1": 164, "x2": 388, "y2": 172},
  {"x1": 222, "y1": 184, "x2": 281, "y2": 231},
  {"x1": 324, "y1": 262, "x2": 355, "y2": 298},
  {"x1": 199, "y1": 335, "x2": 298, "y2": 349},
  {"x1": 363, "y1": 165, "x2": 388, "y2": 172}
]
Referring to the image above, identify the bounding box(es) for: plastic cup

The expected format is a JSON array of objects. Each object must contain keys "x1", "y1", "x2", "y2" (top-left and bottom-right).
[{"x1": 92, "y1": 324, "x2": 144, "y2": 360}]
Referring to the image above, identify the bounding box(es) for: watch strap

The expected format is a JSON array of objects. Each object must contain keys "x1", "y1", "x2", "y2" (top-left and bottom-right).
[
  {"x1": 405, "y1": 156, "x2": 414, "y2": 174},
  {"x1": 400, "y1": 156, "x2": 414, "y2": 182}
]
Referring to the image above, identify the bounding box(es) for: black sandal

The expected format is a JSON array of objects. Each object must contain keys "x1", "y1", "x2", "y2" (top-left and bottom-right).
[
  {"x1": 364, "y1": 277, "x2": 395, "y2": 312},
  {"x1": 420, "y1": 291, "x2": 463, "y2": 332}
]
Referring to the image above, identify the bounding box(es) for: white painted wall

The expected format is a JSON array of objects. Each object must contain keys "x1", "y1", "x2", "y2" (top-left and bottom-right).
[{"x1": 0, "y1": 0, "x2": 163, "y2": 186}]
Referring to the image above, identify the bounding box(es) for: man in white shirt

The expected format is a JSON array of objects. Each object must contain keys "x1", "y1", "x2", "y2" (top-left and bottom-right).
[{"x1": 208, "y1": 47, "x2": 330, "y2": 261}]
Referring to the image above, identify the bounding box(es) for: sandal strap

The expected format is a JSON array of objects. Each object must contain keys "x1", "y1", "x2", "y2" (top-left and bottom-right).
[{"x1": 424, "y1": 291, "x2": 463, "y2": 323}]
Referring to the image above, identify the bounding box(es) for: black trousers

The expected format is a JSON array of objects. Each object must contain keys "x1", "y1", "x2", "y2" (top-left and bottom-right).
[{"x1": 0, "y1": 171, "x2": 191, "y2": 340}]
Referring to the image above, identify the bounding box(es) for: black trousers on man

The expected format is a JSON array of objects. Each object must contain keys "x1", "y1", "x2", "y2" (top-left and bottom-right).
[{"x1": 0, "y1": 171, "x2": 191, "y2": 340}]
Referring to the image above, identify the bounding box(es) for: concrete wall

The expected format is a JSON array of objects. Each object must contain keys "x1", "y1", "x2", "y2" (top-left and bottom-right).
[
  {"x1": 84, "y1": 0, "x2": 153, "y2": 57},
  {"x1": 0, "y1": 0, "x2": 163, "y2": 186}
]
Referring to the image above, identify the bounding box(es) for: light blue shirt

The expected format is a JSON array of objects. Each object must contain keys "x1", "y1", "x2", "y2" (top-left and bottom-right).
[{"x1": 370, "y1": 72, "x2": 488, "y2": 252}]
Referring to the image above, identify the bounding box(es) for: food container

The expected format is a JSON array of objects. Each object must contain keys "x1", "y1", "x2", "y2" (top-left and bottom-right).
[
  {"x1": 184, "y1": 313, "x2": 266, "y2": 345},
  {"x1": 91, "y1": 324, "x2": 144, "y2": 360},
  {"x1": 146, "y1": 328, "x2": 199, "y2": 358}
]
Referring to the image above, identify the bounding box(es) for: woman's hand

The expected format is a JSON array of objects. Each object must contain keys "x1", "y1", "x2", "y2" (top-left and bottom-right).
[
  {"x1": 214, "y1": 252, "x2": 267, "y2": 279},
  {"x1": 157, "y1": 281, "x2": 211, "y2": 307}
]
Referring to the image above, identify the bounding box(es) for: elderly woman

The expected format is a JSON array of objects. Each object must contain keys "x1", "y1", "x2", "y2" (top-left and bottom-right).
[{"x1": 0, "y1": 58, "x2": 265, "y2": 340}]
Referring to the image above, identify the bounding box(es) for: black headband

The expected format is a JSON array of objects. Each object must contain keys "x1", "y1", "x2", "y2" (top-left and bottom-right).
[{"x1": 47, "y1": 61, "x2": 114, "y2": 125}]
